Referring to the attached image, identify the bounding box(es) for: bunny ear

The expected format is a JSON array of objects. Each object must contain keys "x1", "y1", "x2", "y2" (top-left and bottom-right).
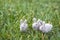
[
  {"x1": 20, "y1": 19, "x2": 24, "y2": 24},
  {"x1": 33, "y1": 18, "x2": 37, "y2": 23},
  {"x1": 24, "y1": 19, "x2": 27, "y2": 23},
  {"x1": 37, "y1": 19, "x2": 41, "y2": 22},
  {"x1": 37, "y1": 19, "x2": 43, "y2": 23},
  {"x1": 42, "y1": 21, "x2": 45, "y2": 25}
]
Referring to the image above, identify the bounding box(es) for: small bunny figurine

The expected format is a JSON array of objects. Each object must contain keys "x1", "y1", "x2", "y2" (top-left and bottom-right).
[
  {"x1": 32, "y1": 18, "x2": 42, "y2": 30},
  {"x1": 39, "y1": 21, "x2": 53, "y2": 33},
  {"x1": 20, "y1": 19, "x2": 28, "y2": 32},
  {"x1": 32, "y1": 18, "x2": 38, "y2": 30}
]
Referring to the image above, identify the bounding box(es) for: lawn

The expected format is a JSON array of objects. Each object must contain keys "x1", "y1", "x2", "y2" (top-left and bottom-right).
[{"x1": 0, "y1": 0, "x2": 60, "y2": 40}]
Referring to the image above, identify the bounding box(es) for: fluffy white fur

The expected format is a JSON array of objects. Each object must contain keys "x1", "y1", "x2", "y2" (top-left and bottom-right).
[
  {"x1": 39, "y1": 21, "x2": 53, "y2": 33},
  {"x1": 20, "y1": 19, "x2": 28, "y2": 32},
  {"x1": 32, "y1": 18, "x2": 43, "y2": 30}
]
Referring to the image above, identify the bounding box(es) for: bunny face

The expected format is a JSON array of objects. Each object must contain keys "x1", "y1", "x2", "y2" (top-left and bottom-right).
[
  {"x1": 20, "y1": 23, "x2": 28, "y2": 32},
  {"x1": 32, "y1": 22, "x2": 39, "y2": 30}
]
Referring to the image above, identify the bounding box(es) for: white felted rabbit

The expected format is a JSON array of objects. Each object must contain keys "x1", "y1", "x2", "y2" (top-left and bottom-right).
[
  {"x1": 32, "y1": 18, "x2": 39, "y2": 30},
  {"x1": 20, "y1": 19, "x2": 28, "y2": 32},
  {"x1": 39, "y1": 21, "x2": 53, "y2": 33},
  {"x1": 32, "y1": 18, "x2": 43, "y2": 30}
]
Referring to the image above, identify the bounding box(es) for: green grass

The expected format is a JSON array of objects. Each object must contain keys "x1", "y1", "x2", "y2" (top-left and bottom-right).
[{"x1": 0, "y1": 0, "x2": 60, "y2": 40}]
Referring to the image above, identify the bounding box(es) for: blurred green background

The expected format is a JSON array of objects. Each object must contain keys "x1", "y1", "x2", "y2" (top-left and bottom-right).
[{"x1": 0, "y1": 0, "x2": 60, "y2": 40}]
